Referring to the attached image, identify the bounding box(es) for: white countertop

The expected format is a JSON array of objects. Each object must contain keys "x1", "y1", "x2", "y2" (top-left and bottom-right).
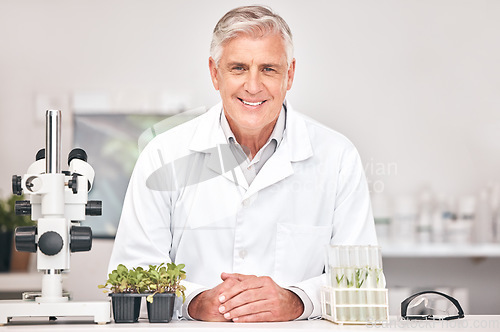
[{"x1": 2, "y1": 316, "x2": 500, "y2": 332}]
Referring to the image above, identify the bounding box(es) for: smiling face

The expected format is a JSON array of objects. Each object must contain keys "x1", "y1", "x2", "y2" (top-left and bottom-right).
[{"x1": 209, "y1": 33, "x2": 295, "y2": 140}]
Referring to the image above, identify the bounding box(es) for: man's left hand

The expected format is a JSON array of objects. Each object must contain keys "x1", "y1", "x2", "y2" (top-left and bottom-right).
[{"x1": 217, "y1": 273, "x2": 304, "y2": 322}]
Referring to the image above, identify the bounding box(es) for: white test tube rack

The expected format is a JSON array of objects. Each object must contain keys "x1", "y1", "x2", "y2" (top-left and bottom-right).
[
  {"x1": 321, "y1": 286, "x2": 389, "y2": 324},
  {"x1": 321, "y1": 245, "x2": 389, "y2": 324}
]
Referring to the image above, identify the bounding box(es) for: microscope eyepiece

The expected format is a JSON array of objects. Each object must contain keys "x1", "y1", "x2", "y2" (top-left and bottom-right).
[
  {"x1": 36, "y1": 148, "x2": 46, "y2": 161},
  {"x1": 68, "y1": 148, "x2": 88, "y2": 165}
]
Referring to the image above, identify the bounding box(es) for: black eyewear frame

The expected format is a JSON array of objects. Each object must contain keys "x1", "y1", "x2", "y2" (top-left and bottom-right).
[{"x1": 401, "y1": 290, "x2": 465, "y2": 321}]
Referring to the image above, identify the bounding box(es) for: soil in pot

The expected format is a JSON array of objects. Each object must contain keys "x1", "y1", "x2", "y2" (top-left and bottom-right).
[
  {"x1": 109, "y1": 293, "x2": 143, "y2": 323},
  {"x1": 146, "y1": 292, "x2": 175, "y2": 323}
]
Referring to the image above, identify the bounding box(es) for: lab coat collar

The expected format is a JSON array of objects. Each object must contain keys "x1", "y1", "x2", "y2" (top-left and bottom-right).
[
  {"x1": 188, "y1": 103, "x2": 248, "y2": 189},
  {"x1": 282, "y1": 100, "x2": 314, "y2": 162},
  {"x1": 188, "y1": 102, "x2": 227, "y2": 153},
  {"x1": 187, "y1": 101, "x2": 313, "y2": 193}
]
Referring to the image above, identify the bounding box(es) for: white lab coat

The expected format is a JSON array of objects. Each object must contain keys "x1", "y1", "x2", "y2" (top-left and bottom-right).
[{"x1": 108, "y1": 102, "x2": 377, "y2": 319}]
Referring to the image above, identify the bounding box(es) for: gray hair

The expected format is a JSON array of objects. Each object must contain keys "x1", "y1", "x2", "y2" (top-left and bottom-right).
[{"x1": 210, "y1": 5, "x2": 294, "y2": 66}]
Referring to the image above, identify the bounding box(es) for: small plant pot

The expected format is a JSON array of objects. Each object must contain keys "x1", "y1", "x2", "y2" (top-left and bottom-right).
[
  {"x1": 146, "y1": 293, "x2": 175, "y2": 323},
  {"x1": 109, "y1": 293, "x2": 143, "y2": 323}
]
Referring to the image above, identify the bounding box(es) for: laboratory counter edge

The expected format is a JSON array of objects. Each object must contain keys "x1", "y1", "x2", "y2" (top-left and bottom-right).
[{"x1": 2, "y1": 316, "x2": 500, "y2": 332}]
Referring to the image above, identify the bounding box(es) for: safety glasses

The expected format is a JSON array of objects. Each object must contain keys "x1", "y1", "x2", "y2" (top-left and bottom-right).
[{"x1": 401, "y1": 291, "x2": 464, "y2": 321}]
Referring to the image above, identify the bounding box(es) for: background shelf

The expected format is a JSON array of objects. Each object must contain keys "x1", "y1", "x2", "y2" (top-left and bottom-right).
[{"x1": 381, "y1": 243, "x2": 500, "y2": 258}]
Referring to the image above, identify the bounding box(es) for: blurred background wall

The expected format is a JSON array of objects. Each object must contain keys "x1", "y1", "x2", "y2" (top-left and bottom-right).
[{"x1": 0, "y1": 0, "x2": 499, "y2": 315}]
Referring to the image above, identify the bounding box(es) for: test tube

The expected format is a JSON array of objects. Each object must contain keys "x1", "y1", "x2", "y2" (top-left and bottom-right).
[
  {"x1": 326, "y1": 245, "x2": 340, "y2": 287},
  {"x1": 323, "y1": 245, "x2": 332, "y2": 317},
  {"x1": 361, "y1": 246, "x2": 376, "y2": 322},
  {"x1": 341, "y1": 246, "x2": 355, "y2": 322},
  {"x1": 325, "y1": 245, "x2": 331, "y2": 287},
  {"x1": 349, "y1": 246, "x2": 366, "y2": 322},
  {"x1": 338, "y1": 246, "x2": 352, "y2": 322},
  {"x1": 325, "y1": 245, "x2": 340, "y2": 320},
  {"x1": 370, "y1": 246, "x2": 386, "y2": 321}
]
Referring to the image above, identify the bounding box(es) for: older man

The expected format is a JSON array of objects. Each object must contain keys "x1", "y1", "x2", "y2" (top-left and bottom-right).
[{"x1": 109, "y1": 5, "x2": 377, "y2": 322}]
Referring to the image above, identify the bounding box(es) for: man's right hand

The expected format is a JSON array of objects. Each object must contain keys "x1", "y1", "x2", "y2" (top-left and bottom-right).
[{"x1": 188, "y1": 274, "x2": 240, "y2": 321}]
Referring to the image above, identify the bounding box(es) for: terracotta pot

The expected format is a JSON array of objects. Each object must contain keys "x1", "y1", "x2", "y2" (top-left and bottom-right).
[{"x1": 10, "y1": 239, "x2": 31, "y2": 272}]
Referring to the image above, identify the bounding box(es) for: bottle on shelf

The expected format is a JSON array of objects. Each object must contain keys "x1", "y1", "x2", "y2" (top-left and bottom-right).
[
  {"x1": 432, "y1": 194, "x2": 455, "y2": 243},
  {"x1": 417, "y1": 190, "x2": 434, "y2": 243},
  {"x1": 473, "y1": 189, "x2": 493, "y2": 243},
  {"x1": 448, "y1": 196, "x2": 475, "y2": 244},
  {"x1": 391, "y1": 196, "x2": 417, "y2": 245},
  {"x1": 489, "y1": 184, "x2": 500, "y2": 243},
  {"x1": 371, "y1": 193, "x2": 392, "y2": 246}
]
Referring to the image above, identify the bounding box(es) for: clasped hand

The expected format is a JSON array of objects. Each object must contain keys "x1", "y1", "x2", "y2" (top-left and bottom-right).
[{"x1": 188, "y1": 272, "x2": 304, "y2": 322}]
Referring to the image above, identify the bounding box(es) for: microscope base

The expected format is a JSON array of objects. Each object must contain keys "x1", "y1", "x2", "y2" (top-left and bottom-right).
[{"x1": 0, "y1": 300, "x2": 111, "y2": 325}]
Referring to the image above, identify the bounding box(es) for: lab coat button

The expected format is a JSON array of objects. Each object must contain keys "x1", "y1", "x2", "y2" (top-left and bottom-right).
[
  {"x1": 242, "y1": 199, "x2": 250, "y2": 207},
  {"x1": 239, "y1": 249, "x2": 247, "y2": 259}
]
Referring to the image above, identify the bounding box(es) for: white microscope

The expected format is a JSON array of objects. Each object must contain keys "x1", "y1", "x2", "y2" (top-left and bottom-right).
[{"x1": 0, "y1": 110, "x2": 110, "y2": 325}]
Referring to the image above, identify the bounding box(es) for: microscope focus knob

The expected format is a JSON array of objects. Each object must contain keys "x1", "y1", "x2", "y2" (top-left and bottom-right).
[
  {"x1": 12, "y1": 175, "x2": 23, "y2": 195},
  {"x1": 15, "y1": 200, "x2": 32, "y2": 215},
  {"x1": 15, "y1": 226, "x2": 37, "y2": 253},
  {"x1": 86, "y1": 200, "x2": 102, "y2": 216},
  {"x1": 38, "y1": 231, "x2": 64, "y2": 256},
  {"x1": 70, "y1": 226, "x2": 92, "y2": 252},
  {"x1": 68, "y1": 174, "x2": 78, "y2": 194}
]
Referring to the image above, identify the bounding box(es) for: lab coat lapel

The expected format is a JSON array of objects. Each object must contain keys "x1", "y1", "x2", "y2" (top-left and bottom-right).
[
  {"x1": 243, "y1": 139, "x2": 293, "y2": 200},
  {"x1": 243, "y1": 106, "x2": 313, "y2": 200},
  {"x1": 206, "y1": 144, "x2": 248, "y2": 190},
  {"x1": 188, "y1": 103, "x2": 248, "y2": 190}
]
